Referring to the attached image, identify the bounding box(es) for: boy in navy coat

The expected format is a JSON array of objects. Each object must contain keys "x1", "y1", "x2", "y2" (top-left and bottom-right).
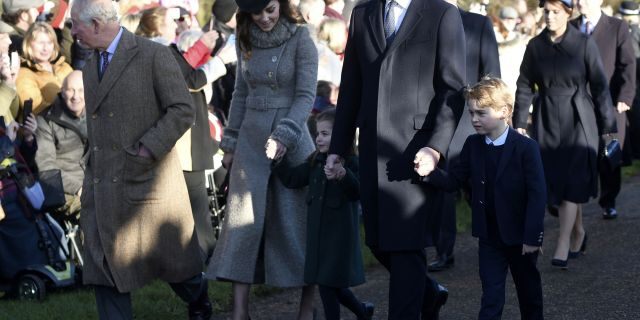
[{"x1": 416, "y1": 77, "x2": 546, "y2": 320}]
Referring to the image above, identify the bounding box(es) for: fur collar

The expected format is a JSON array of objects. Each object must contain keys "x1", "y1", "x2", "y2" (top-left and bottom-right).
[{"x1": 249, "y1": 19, "x2": 298, "y2": 49}]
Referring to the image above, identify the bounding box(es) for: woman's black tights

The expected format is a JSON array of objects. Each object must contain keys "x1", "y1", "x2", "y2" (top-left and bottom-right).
[{"x1": 318, "y1": 285, "x2": 365, "y2": 320}]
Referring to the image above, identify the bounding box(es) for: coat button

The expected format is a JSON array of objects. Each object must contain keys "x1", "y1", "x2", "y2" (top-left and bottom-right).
[
  {"x1": 268, "y1": 71, "x2": 273, "y2": 78},
  {"x1": 272, "y1": 56, "x2": 277, "y2": 62},
  {"x1": 93, "y1": 178, "x2": 100, "y2": 184},
  {"x1": 112, "y1": 176, "x2": 119, "y2": 183},
  {"x1": 91, "y1": 113, "x2": 97, "y2": 119},
  {"x1": 479, "y1": 200, "x2": 484, "y2": 205},
  {"x1": 93, "y1": 146, "x2": 100, "y2": 151},
  {"x1": 270, "y1": 85, "x2": 277, "y2": 90},
  {"x1": 108, "y1": 112, "x2": 114, "y2": 117},
  {"x1": 112, "y1": 145, "x2": 118, "y2": 150},
  {"x1": 481, "y1": 180, "x2": 485, "y2": 184}
]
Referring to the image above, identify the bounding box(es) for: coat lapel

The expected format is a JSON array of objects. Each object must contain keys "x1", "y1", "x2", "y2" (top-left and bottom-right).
[
  {"x1": 386, "y1": 0, "x2": 426, "y2": 54},
  {"x1": 495, "y1": 128, "x2": 517, "y2": 179},
  {"x1": 367, "y1": 0, "x2": 386, "y2": 54},
  {"x1": 94, "y1": 30, "x2": 139, "y2": 111}
]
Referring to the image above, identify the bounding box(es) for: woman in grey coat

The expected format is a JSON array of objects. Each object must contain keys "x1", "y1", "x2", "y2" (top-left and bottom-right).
[{"x1": 206, "y1": 0, "x2": 318, "y2": 319}]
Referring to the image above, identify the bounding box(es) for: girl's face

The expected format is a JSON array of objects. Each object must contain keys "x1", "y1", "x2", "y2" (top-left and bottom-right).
[
  {"x1": 251, "y1": 0, "x2": 280, "y2": 32},
  {"x1": 544, "y1": 1, "x2": 570, "y2": 33},
  {"x1": 315, "y1": 120, "x2": 333, "y2": 153},
  {"x1": 30, "y1": 31, "x2": 54, "y2": 64},
  {"x1": 161, "y1": 11, "x2": 179, "y2": 41}
]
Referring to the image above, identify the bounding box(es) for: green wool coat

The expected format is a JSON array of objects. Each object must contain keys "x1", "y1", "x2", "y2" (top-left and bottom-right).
[{"x1": 275, "y1": 154, "x2": 365, "y2": 288}]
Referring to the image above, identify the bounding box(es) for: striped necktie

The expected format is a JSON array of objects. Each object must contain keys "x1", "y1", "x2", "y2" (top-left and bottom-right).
[{"x1": 384, "y1": 0, "x2": 399, "y2": 39}]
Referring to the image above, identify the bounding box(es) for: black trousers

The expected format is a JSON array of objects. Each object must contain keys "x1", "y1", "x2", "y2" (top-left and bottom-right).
[
  {"x1": 434, "y1": 191, "x2": 457, "y2": 258},
  {"x1": 477, "y1": 239, "x2": 543, "y2": 320},
  {"x1": 370, "y1": 248, "x2": 438, "y2": 319},
  {"x1": 598, "y1": 158, "x2": 622, "y2": 209},
  {"x1": 183, "y1": 171, "x2": 216, "y2": 262},
  {"x1": 94, "y1": 272, "x2": 207, "y2": 320}
]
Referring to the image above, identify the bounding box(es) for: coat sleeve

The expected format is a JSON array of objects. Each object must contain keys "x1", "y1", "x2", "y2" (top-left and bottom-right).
[
  {"x1": 269, "y1": 26, "x2": 318, "y2": 150},
  {"x1": 0, "y1": 82, "x2": 19, "y2": 123},
  {"x1": 522, "y1": 138, "x2": 546, "y2": 246},
  {"x1": 338, "y1": 156, "x2": 360, "y2": 201},
  {"x1": 479, "y1": 16, "x2": 501, "y2": 79},
  {"x1": 219, "y1": 46, "x2": 248, "y2": 153},
  {"x1": 16, "y1": 68, "x2": 45, "y2": 111},
  {"x1": 513, "y1": 42, "x2": 536, "y2": 130},
  {"x1": 610, "y1": 19, "x2": 636, "y2": 106},
  {"x1": 422, "y1": 135, "x2": 472, "y2": 192},
  {"x1": 425, "y1": 5, "x2": 467, "y2": 157},
  {"x1": 273, "y1": 158, "x2": 311, "y2": 188},
  {"x1": 138, "y1": 46, "x2": 196, "y2": 159},
  {"x1": 585, "y1": 37, "x2": 617, "y2": 135},
  {"x1": 329, "y1": 10, "x2": 362, "y2": 157}
]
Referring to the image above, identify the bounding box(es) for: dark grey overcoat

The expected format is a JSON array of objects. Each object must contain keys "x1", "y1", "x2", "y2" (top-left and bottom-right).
[
  {"x1": 329, "y1": 0, "x2": 467, "y2": 251},
  {"x1": 80, "y1": 30, "x2": 202, "y2": 292},
  {"x1": 514, "y1": 25, "x2": 617, "y2": 205}
]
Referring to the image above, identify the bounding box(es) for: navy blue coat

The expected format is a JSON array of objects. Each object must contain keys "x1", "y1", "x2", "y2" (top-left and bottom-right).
[
  {"x1": 425, "y1": 129, "x2": 546, "y2": 246},
  {"x1": 329, "y1": 0, "x2": 467, "y2": 250}
]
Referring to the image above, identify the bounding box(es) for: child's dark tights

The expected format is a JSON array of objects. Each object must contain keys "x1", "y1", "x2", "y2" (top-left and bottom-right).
[{"x1": 318, "y1": 285, "x2": 366, "y2": 319}]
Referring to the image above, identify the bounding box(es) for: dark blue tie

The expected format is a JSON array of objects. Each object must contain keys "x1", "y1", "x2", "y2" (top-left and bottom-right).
[{"x1": 100, "y1": 51, "x2": 110, "y2": 80}]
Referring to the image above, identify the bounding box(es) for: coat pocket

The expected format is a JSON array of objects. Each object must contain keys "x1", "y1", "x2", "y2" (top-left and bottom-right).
[{"x1": 123, "y1": 153, "x2": 158, "y2": 203}]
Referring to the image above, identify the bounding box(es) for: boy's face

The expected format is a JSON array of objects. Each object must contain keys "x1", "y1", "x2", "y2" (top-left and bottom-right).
[
  {"x1": 468, "y1": 99, "x2": 508, "y2": 137},
  {"x1": 315, "y1": 120, "x2": 333, "y2": 153}
]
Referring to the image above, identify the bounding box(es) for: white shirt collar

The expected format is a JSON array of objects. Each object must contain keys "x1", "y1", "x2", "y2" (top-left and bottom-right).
[
  {"x1": 484, "y1": 127, "x2": 509, "y2": 146},
  {"x1": 582, "y1": 11, "x2": 603, "y2": 28},
  {"x1": 104, "y1": 27, "x2": 124, "y2": 56},
  {"x1": 388, "y1": 0, "x2": 411, "y2": 9}
]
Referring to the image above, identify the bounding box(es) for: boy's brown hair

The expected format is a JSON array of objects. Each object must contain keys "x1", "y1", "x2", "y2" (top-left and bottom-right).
[{"x1": 463, "y1": 76, "x2": 514, "y2": 117}]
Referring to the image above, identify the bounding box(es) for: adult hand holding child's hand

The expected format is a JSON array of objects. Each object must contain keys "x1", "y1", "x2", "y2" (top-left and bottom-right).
[
  {"x1": 265, "y1": 138, "x2": 287, "y2": 160},
  {"x1": 414, "y1": 147, "x2": 440, "y2": 177}
]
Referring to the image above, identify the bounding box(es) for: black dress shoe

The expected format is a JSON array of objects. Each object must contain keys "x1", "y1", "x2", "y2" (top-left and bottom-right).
[
  {"x1": 358, "y1": 302, "x2": 375, "y2": 320},
  {"x1": 422, "y1": 284, "x2": 448, "y2": 320},
  {"x1": 569, "y1": 233, "x2": 587, "y2": 259},
  {"x1": 188, "y1": 297, "x2": 213, "y2": 320},
  {"x1": 603, "y1": 207, "x2": 618, "y2": 220},
  {"x1": 551, "y1": 258, "x2": 568, "y2": 270},
  {"x1": 427, "y1": 255, "x2": 454, "y2": 272}
]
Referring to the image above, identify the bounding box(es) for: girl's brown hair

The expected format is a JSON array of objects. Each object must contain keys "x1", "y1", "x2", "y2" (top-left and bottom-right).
[
  {"x1": 136, "y1": 7, "x2": 167, "y2": 38},
  {"x1": 236, "y1": 0, "x2": 303, "y2": 58}
]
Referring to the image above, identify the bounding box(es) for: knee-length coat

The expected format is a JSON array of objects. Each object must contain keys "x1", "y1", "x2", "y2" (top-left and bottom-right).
[
  {"x1": 80, "y1": 30, "x2": 203, "y2": 293},
  {"x1": 207, "y1": 21, "x2": 318, "y2": 287},
  {"x1": 513, "y1": 25, "x2": 617, "y2": 205}
]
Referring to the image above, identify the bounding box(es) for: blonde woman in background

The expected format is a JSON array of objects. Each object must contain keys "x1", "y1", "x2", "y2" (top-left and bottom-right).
[{"x1": 16, "y1": 22, "x2": 72, "y2": 114}]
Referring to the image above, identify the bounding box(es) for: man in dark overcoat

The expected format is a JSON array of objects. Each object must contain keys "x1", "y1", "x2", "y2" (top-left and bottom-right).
[
  {"x1": 327, "y1": 0, "x2": 467, "y2": 318},
  {"x1": 70, "y1": 0, "x2": 211, "y2": 319},
  {"x1": 572, "y1": 0, "x2": 637, "y2": 220},
  {"x1": 429, "y1": 0, "x2": 501, "y2": 272}
]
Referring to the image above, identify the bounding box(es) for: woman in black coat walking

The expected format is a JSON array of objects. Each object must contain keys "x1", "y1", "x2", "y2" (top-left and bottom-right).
[{"x1": 513, "y1": 0, "x2": 616, "y2": 269}]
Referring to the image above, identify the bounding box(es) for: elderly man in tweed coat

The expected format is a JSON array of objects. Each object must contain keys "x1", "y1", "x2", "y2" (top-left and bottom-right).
[{"x1": 70, "y1": 0, "x2": 212, "y2": 319}]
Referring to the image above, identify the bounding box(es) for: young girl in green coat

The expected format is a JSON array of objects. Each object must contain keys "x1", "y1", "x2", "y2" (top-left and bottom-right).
[{"x1": 274, "y1": 109, "x2": 374, "y2": 320}]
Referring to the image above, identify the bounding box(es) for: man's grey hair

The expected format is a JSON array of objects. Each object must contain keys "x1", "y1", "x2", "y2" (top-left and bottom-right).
[{"x1": 73, "y1": 0, "x2": 119, "y2": 25}]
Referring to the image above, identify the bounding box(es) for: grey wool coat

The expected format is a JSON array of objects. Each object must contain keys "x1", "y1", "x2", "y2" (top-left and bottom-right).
[
  {"x1": 80, "y1": 29, "x2": 203, "y2": 292},
  {"x1": 207, "y1": 20, "x2": 318, "y2": 286}
]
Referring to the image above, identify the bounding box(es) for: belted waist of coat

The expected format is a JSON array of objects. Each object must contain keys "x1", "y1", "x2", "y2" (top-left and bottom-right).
[
  {"x1": 538, "y1": 86, "x2": 586, "y2": 96},
  {"x1": 245, "y1": 96, "x2": 293, "y2": 110}
]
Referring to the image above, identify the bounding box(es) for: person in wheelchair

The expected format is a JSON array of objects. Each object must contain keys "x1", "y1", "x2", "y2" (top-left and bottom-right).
[
  {"x1": 34, "y1": 71, "x2": 86, "y2": 223},
  {"x1": 0, "y1": 114, "x2": 44, "y2": 279}
]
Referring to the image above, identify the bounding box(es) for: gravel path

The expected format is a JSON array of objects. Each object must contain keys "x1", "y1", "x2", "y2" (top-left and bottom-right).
[{"x1": 212, "y1": 176, "x2": 640, "y2": 320}]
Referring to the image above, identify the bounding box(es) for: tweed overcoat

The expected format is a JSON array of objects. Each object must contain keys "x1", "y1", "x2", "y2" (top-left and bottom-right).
[
  {"x1": 329, "y1": 0, "x2": 467, "y2": 250},
  {"x1": 80, "y1": 30, "x2": 202, "y2": 293},
  {"x1": 208, "y1": 22, "x2": 317, "y2": 286}
]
